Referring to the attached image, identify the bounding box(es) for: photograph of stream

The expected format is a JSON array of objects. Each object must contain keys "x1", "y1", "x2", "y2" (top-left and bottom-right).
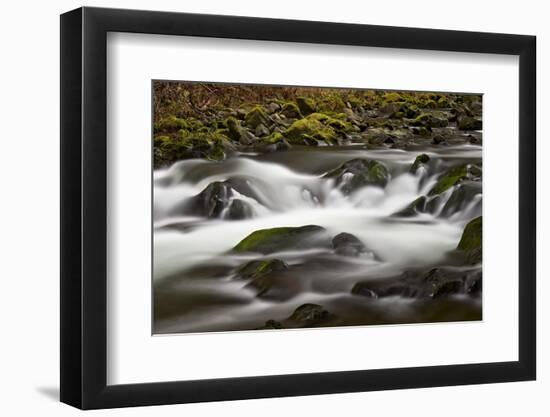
[{"x1": 152, "y1": 81, "x2": 483, "y2": 334}]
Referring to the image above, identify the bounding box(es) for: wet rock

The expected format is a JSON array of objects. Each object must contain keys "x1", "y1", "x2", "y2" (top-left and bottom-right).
[
  {"x1": 409, "y1": 153, "x2": 430, "y2": 174},
  {"x1": 225, "y1": 199, "x2": 254, "y2": 220},
  {"x1": 324, "y1": 158, "x2": 390, "y2": 194},
  {"x1": 439, "y1": 181, "x2": 482, "y2": 218},
  {"x1": 428, "y1": 165, "x2": 469, "y2": 196},
  {"x1": 457, "y1": 216, "x2": 482, "y2": 264},
  {"x1": 352, "y1": 267, "x2": 481, "y2": 299},
  {"x1": 232, "y1": 225, "x2": 330, "y2": 254},
  {"x1": 237, "y1": 258, "x2": 288, "y2": 280},
  {"x1": 432, "y1": 134, "x2": 446, "y2": 145},
  {"x1": 181, "y1": 181, "x2": 233, "y2": 218},
  {"x1": 332, "y1": 232, "x2": 368, "y2": 256},
  {"x1": 286, "y1": 304, "x2": 331, "y2": 327},
  {"x1": 391, "y1": 196, "x2": 428, "y2": 217},
  {"x1": 257, "y1": 319, "x2": 283, "y2": 329}
]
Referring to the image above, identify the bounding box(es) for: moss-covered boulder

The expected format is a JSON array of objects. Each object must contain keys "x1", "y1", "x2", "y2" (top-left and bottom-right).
[
  {"x1": 153, "y1": 130, "x2": 234, "y2": 167},
  {"x1": 409, "y1": 153, "x2": 430, "y2": 174},
  {"x1": 283, "y1": 118, "x2": 336, "y2": 145},
  {"x1": 457, "y1": 216, "x2": 482, "y2": 251},
  {"x1": 226, "y1": 117, "x2": 255, "y2": 145},
  {"x1": 154, "y1": 116, "x2": 203, "y2": 132},
  {"x1": 237, "y1": 259, "x2": 288, "y2": 280},
  {"x1": 428, "y1": 165, "x2": 469, "y2": 196},
  {"x1": 280, "y1": 102, "x2": 302, "y2": 119},
  {"x1": 233, "y1": 225, "x2": 329, "y2": 254},
  {"x1": 332, "y1": 232, "x2": 368, "y2": 257},
  {"x1": 411, "y1": 112, "x2": 449, "y2": 128},
  {"x1": 244, "y1": 106, "x2": 270, "y2": 129},
  {"x1": 296, "y1": 97, "x2": 316, "y2": 116},
  {"x1": 324, "y1": 159, "x2": 390, "y2": 194},
  {"x1": 458, "y1": 115, "x2": 482, "y2": 130},
  {"x1": 391, "y1": 196, "x2": 428, "y2": 217}
]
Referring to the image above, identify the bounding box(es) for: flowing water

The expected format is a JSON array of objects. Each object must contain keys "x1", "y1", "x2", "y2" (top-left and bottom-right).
[{"x1": 153, "y1": 144, "x2": 482, "y2": 334}]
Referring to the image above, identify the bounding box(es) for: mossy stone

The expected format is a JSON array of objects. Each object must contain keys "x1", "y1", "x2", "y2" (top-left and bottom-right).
[
  {"x1": 296, "y1": 97, "x2": 316, "y2": 116},
  {"x1": 284, "y1": 118, "x2": 336, "y2": 145},
  {"x1": 233, "y1": 225, "x2": 327, "y2": 254},
  {"x1": 428, "y1": 165, "x2": 468, "y2": 196},
  {"x1": 457, "y1": 216, "x2": 482, "y2": 251},
  {"x1": 410, "y1": 153, "x2": 430, "y2": 174},
  {"x1": 244, "y1": 106, "x2": 270, "y2": 129}
]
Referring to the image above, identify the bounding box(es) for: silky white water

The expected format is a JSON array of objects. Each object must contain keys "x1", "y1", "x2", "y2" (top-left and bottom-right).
[{"x1": 153, "y1": 145, "x2": 482, "y2": 333}]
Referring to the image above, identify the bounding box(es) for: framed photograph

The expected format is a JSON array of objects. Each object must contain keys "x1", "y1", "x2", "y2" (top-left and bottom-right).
[{"x1": 60, "y1": 6, "x2": 536, "y2": 409}]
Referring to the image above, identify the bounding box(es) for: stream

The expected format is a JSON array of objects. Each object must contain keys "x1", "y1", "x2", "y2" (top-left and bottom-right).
[{"x1": 153, "y1": 144, "x2": 482, "y2": 334}]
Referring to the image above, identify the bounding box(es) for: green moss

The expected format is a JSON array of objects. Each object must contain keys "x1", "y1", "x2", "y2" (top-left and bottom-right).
[
  {"x1": 457, "y1": 216, "x2": 482, "y2": 251},
  {"x1": 296, "y1": 97, "x2": 316, "y2": 116},
  {"x1": 237, "y1": 259, "x2": 288, "y2": 280},
  {"x1": 225, "y1": 116, "x2": 243, "y2": 141},
  {"x1": 284, "y1": 118, "x2": 336, "y2": 145},
  {"x1": 155, "y1": 116, "x2": 203, "y2": 132},
  {"x1": 281, "y1": 102, "x2": 302, "y2": 119},
  {"x1": 429, "y1": 165, "x2": 468, "y2": 195},
  {"x1": 382, "y1": 92, "x2": 403, "y2": 103},
  {"x1": 233, "y1": 225, "x2": 325, "y2": 253},
  {"x1": 437, "y1": 96, "x2": 449, "y2": 107},
  {"x1": 244, "y1": 106, "x2": 270, "y2": 129}
]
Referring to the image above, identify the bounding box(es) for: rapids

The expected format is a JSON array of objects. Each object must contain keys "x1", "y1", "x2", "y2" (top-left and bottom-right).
[{"x1": 153, "y1": 145, "x2": 482, "y2": 334}]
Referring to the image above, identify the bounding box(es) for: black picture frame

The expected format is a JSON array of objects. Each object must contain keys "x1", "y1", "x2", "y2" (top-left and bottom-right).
[{"x1": 60, "y1": 6, "x2": 536, "y2": 410}]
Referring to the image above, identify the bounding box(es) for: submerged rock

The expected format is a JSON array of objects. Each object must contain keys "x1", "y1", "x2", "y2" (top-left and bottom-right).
[
  {"x1": 428, "y1": 165, "x2": 469, "y2": 196},
  {"x1": 332, "y1": 232, "x2": 368, "y2": 256},
  {"x1": 352, "y1": 267, "x2": 481, "y2": 299},
  {"x1": 225, "y1": 199, "x2": 254, "y2": 220},
  {"x1": 392, "y1": 196, "x2": 428, "y2": 217},
  {"x1": 286, "y1": 304, "x2": 331, "y2": 327},
  {"x1": 324, "y1": 158, "x2": 390, "y2": 194},
  {"x1": 232, "y1": 225, "x2": 329, "y2": 254},
  {"x1": 237, "y1": 259, "x2": 289, "y2": 281}
]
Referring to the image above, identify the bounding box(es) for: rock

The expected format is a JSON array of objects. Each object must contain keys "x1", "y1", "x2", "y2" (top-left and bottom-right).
[
  {"x1": 439, "y1": 181, "x2": 482, "y2": 218},
  {"x1": 457, "y1": 216, "x2": 482, "y2": 264},
  {"x1": 181, "y1": 181, "x2": 232, "y2": 218},
  {"x1": 266, "y1": 102, "x2": 280, "y2": 113},
  {"x1": 254, "y1": 123, "x2": 270, "y2": 137},
  {"x1": 280, "y1": 102, "x2": 302, "y2": 119},
  {"x1": 258, "y1": 319, "x2": 283, "y2": 329},
  {"x1": 324, "y1": 158, "x2": 390, "y2": 194},
  {"x1": 172, "y1": 179, "x2": 259, "y2": 219},
  {"x1": 428, "y1": 165, "x2": 469, "y2": 196},
  {"x1": 352, "y1": 267, "x2": 481, "y2": 299},
  {"x1": 363, "y1": 128, "x2": 392, "y2": 145},
  {"x1": 237, "y1": 258, "x2": 288, "y2": 280},
  {"x1": 432, "y1": 134, "x2": 446, "y2": 145},
  {"x1": 225, "y1": 199, "x2": 254, "y2": 220},
  {"x1": 244, "y1": 106, "x2": 270, "y2": 129},
  {"x1": 391, "y1": 196, "x2": 428, "y2": 217},
  {"x1": 409, "y1": 153, "x2": 430, "y2": 174},
  {"x1": 411, "y1": 112, "x2": 448, "y2": 128},
  {"x1": 232, "y1": 225, "x2": 329, "y2": 254},
  {"x1": 332, "y1": 232, "x2": 368, "y2": 256},
  {"x1": 458, "y1": 115, "x2": 482, "y2": 130},
  {"x1": 226, "y1": 117, "x2": 255, "y2": 145},
  {"x1": 283, "y1": 118, "x2": 336, "y2": 145},
  {"x1": 286, "y1": 304, "x2": 331, "y2": 327},
  {"x1": 296, "y1": 96, "x2": 316, "y2": 116}
]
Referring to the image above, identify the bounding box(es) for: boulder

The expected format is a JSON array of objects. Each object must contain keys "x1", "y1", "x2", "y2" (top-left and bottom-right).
[
  {"x1": 244, "y1": 106, "x2": 270, "y2": 129},
  {"x1": 332, "y1": 232, "x2": 368, "y2": 256},
  {"x1": 439, "y1": 181, "x2": 482, "y2": 218},
  {"x1": 391, "y1": 196, "x2": 428, "y2": 217},
  {"x1": 296, "y1": 97, "x2": 316, "y2": 116},
  {"x1": 283, "y1": 118, "x2": 336, "y2": 146},
  {"x1": 458, "y1": 115, "x2": 482, "y2": 130},
  {"x1": 286, "y1": 304, "x2": 331, "y2": 327},
  {"x1": 225, "y1": 199, "x2": 254, "y2": 220},
  {"x1": 409, "y1": 153, "x2": 430, "y2": 174},
  {"x1": 457, "y1": 216, "x2": 482, "y2": 264},
  {"x1": 280, "y1": 102, "x2": 302, "y2": 119},
  {"x1": 232, "y1": 225, "x2": 329, "y2": 254},
  {"x1": 237, "y1": 258, "x2": 288, "y2": 281},
  {"x1": 324, "y1": 158, "x2": 390, "y2": 194}
]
